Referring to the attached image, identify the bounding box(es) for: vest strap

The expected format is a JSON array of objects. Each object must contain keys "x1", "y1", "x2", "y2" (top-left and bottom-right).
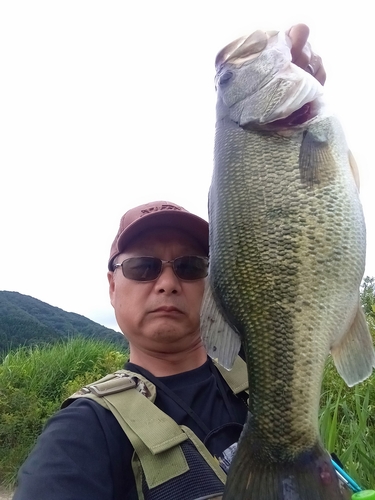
[
  {"x1": 64, "y1": 371, "x2": 189, "y2": 488},
  {"x1": 213, "y1": 355, "x2": 248, "y2": 394},
  {"x1": 181, "y1": 426, "x2": 227, "y2": 484},
  {"x1": 87, "y1": 374, "x2": 137, "y2": 396},
  {"x1": 62, "y1": 358, "x2": 248, "y2": 491}
]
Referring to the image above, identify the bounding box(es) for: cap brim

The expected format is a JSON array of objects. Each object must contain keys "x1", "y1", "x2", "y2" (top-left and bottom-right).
[{"x1": 110, "y1": 210, "x2": 209, "y2": 270}]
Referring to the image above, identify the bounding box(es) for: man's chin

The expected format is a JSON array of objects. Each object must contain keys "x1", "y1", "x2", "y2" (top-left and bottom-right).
[{"x1": 149, "y1": 323, "x2": 199, "y2": 345}]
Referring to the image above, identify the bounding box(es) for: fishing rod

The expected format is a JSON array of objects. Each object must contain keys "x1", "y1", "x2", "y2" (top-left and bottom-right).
[{"x1": 331, "y1": 458, "x2": 375, "y2": 500}]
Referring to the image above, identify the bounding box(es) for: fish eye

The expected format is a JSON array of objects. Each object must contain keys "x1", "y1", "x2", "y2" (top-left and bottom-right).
[{"x1": 218, "y1": 71, "x2": 233, "y2": 85}]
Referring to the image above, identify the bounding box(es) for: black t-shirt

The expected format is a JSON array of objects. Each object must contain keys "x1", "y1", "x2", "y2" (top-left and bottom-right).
[{"x1": 14, "y1": 358, "x2": 248, "y2": 500}]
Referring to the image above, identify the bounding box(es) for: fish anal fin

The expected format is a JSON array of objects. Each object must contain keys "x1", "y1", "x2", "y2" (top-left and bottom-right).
[
  {"x1": 348, "y1": 149, "x2": 361, "y2": 191},
  {"x1": 200, "y1": 282, "x2": 241, "y2": 370},
  {"x1": 331, "y1": 304, "x2": 375, "y2": 387},
  {"x1": 299, "y1": 129, "x2": 330, "y2": 187}
]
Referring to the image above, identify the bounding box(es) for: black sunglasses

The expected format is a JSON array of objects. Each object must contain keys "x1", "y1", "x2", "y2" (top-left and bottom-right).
[{"x1": 113, "y1": 255, "x2": 209, "y2": 282}]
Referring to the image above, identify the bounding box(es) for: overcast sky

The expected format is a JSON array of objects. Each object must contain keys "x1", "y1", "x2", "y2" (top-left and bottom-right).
[{"x1": 1, "y1": 1, "x2": 374, "y2": 332}]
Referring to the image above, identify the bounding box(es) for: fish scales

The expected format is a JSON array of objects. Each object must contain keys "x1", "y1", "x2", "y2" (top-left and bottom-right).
[
  {"x1": 211, "y1": 117, "x2": 363, "y2": 451},
  {"x1": 201, "y1": 29, "x2": 374, "y2": 500}
]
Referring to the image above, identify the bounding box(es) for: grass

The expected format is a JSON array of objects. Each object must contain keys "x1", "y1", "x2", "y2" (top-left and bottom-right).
[
  {"x1": 320, "y1": 354, "x2": 375, "y2": 489},
  {"x1": 0, "y1": 336, "x2": 128, "y2": 486},
  {"x1": 0, "y1": 332, "x2": 374, "y2": 491}
]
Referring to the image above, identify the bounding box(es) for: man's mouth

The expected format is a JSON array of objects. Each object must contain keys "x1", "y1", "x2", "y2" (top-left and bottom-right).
[{"x1": 152, "y1": 306, "x2": 182, "y2": 313}]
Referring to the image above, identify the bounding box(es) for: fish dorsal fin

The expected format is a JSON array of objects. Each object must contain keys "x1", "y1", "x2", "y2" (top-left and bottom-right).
[
  {"x1": 200, "y1": 282, "x2": 241, "y2": 370},
  {"x1": 348, "y1": 149, "x2": 360, "y2": 191},
  {"x1": 330, "y1": 301, "x2": 375, "y2": 387}
]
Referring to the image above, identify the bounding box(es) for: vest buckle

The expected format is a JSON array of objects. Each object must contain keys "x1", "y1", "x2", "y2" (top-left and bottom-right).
[{"x1": 87, "y1": 373, "x2": 137, "y2": 397}]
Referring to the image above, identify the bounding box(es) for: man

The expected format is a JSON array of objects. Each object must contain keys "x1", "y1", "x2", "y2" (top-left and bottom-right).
[{"x1": 14, "y1": 25, "x2": 326, "y2": 500}]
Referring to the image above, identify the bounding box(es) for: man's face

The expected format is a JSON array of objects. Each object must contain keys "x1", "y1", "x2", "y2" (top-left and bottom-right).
[{"x1": 108, "y1": 227, "x2": 206, "y2": 355}]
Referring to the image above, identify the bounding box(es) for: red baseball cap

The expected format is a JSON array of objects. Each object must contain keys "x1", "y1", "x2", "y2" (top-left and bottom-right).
[{"x1": 108, "y1": 201, "x2": 209, "y2": 270}]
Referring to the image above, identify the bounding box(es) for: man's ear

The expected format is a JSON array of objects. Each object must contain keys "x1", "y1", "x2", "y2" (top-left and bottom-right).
[{"x1": 107, "y1": 271, "x2": 116, "y2": 307}]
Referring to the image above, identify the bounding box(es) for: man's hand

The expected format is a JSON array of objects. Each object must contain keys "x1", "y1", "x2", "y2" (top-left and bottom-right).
[{"x1": 287, "y1": 24, "x2": 326, "y2": 85}]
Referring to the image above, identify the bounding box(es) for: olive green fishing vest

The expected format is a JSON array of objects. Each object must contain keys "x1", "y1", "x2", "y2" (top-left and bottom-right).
[{"x1": 62, "y1": 357, "x2": 248, "y2": 500}]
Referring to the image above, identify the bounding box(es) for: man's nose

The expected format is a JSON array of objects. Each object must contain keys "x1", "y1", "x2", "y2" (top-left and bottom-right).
[{"x1": 155, "y1": 263, "x2": 181, "y2": 294}]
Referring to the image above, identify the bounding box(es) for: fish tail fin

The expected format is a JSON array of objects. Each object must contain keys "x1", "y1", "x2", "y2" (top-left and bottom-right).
[
  {"x1": 223, "y1": 440, "x2": 347, "y2": 500},
  {"x1": 331, "y1": 301, "x2": 375, "y2": 387}
]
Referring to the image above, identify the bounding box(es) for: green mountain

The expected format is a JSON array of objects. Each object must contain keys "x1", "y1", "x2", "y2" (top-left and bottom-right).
[{"x1": 0, "y1": 291, "x2": 127, "y2": 354}]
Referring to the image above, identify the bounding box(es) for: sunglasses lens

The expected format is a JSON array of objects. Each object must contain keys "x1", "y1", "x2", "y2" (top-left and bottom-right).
[
  {"x1": 122, "y1": 257, "x2": 161, "y2": 281},
  {"x1": 120, "y1": 256, "x2": 209, "y2": 281},
  {"x1": 174, "y1": 256, "x2": 208, "y2": 280}
]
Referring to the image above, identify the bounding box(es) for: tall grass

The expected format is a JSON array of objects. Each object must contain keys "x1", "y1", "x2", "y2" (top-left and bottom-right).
[
  {"x1": 0, "y1": 337, "x2": 128, "y2": 486},
  {"x1": 320, "y1": 355, "x2": 375, "y2": 490},
  {"x1": 1, "y1": 334, "x2": 374, "y2": 491}
]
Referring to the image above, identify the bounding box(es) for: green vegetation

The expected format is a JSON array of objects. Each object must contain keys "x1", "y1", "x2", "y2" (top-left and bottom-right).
[
  {"x1": 360, "y1": 276, "x2": 375, "y2": 330},
  {"x1": 0, "y1": 279, "x2": 374, "y2": 490},
  {"x1": 320, "y1": 276, "x2": 375, "y2": 489},
  {"x1": 320, "y1": 358, "x2": 375, "y2": 489},
  {"x1": 0, "y1": 337, "x2": 128, "y2": 486}
]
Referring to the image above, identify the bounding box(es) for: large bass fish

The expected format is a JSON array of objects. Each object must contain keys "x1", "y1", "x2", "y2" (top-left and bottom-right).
[{"x1": 200, "y1": 30, "x2": 375, "y2": 500}]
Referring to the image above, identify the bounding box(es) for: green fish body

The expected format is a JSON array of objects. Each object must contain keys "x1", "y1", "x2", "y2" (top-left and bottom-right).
[{"x1": 201, "y1": 30, "x2": 375, "y2": 500}]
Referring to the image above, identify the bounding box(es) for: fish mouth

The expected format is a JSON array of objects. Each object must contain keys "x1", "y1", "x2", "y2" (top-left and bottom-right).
[
  {"x1": 267, "y1": 102, "x2": 317, "y2": 128},
  {"x1": 241, "y1": 100, "x2": 320, "y2": 132}
]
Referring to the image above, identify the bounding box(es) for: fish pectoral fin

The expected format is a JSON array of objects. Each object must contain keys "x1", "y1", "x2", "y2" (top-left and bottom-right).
[
  {"x1": 348, "y1": 149, "x2": 361, "y2": 191},
  {"x1": 330, "y1": 302, "x2": 375, "y2": 387},
  {"x1": 299, "y1": 129, "x2": 330, "y2": 187},
  {"x1": 200, "y1": 282, "x2": 241, "y2": 370}
]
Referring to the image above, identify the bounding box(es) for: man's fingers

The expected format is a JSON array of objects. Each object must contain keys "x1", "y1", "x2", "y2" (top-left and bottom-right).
[
  {"x1": 313, "y1": 65, "x2": 327, "y2": 85},
  {"x1": 287, "y1": 23, "x2": 327, "y2": 85},
  {"x1": 287, "y1": 23, "x2": 310, "y2": 61},
  {"x1": 302, "y1": 52, "x2": 326, "y2": 85}
]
